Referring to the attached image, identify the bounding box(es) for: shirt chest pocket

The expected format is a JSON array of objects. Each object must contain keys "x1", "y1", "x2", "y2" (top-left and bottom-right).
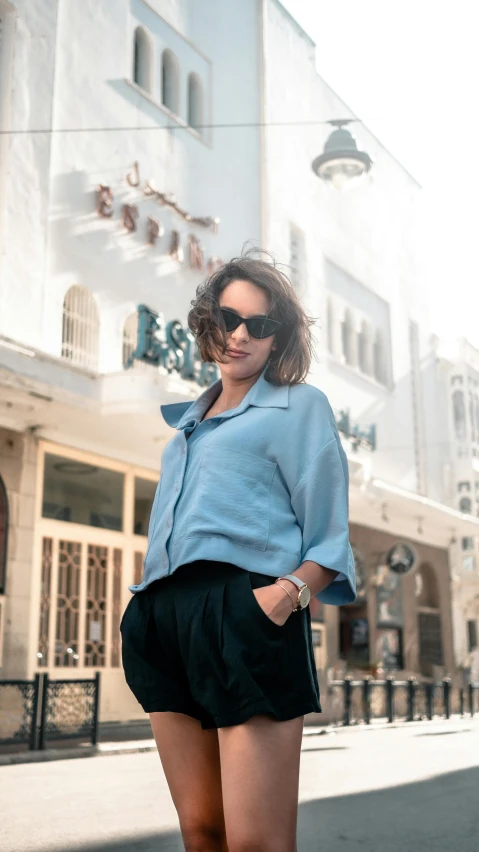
[{"x1": 186, "y1": 446, "x2": 277, "y2": 551}]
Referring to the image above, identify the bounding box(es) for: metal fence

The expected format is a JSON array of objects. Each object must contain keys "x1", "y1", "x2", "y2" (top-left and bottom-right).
[
  {"x1": 0, "y1": 672, "x2": 100, "y2": 750},
  {"x1": 329, "y1": 677, "x2": 479, "y2": 726}
]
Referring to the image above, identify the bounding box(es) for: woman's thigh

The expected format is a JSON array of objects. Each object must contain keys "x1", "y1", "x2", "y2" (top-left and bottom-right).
[
  {"x1": 149, "y1": 711, "x2": 228, "y2": 851},
  {"x1": 218, "y1": 713, "x2": 304, "y2": 852}
]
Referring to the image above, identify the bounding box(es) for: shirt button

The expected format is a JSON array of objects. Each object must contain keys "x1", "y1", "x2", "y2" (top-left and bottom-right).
[{"x1": 175, "y1": 482, "x2": 180, "y2": 492}]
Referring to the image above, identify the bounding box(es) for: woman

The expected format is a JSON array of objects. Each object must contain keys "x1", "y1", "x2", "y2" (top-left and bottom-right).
[{"x1": 120, "y1": 253, "x2": 356, "y2": 852}]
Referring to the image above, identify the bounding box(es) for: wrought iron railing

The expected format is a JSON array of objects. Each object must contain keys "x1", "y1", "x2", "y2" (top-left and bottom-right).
[
  {"x1": 328, "y1": 677, "x2": 479, "y2": 726},
  {"x1": 0, "y1": 672, "x2": 100, "y2": 750}
]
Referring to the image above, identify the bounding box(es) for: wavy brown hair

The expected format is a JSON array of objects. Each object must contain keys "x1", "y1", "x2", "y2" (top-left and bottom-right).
[{"x1": 187, "y1": 250, "x2": 318, "y2": 385}]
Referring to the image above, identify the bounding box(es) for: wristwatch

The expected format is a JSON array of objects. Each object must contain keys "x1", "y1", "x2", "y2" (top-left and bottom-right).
[{"x1": 278, "y1": 574, "x2": 311, "y2": 611}]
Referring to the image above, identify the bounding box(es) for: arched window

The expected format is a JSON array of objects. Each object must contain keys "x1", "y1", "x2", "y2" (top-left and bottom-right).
[
  {"x1": 452, "y1": 389, "x2": 466, "y2": 441},
  {"x1": 161, "y1": 49, "x2": 179, "y2": 114},
  {"x1": 341, "y1": 308, "x2": 355, "y2": 365},
  {"x1": 133, "y1": 26, "x2": 152, "y2": 93},
  {"x1": 62, "y1": 286, "x2": 99, "y2": 371},
  {"x1": 326, "y1": 298, "x2": 335, "y2": 354},
  {"x1": 358, "y1": 319, "x2": 373, "y2": 374},
  {"x1": 373, "y1": 330, "x2": 386, "y2": 384},
  {"x1": 417, "y1": 563, "x2": 440, "y2": 609},
  {"x1": 187, "y1": 72, "x2": 203, "y2": 132},
  {"x1": 123, "y1": 312, "x2": 138, "y2": 369},
  {"x1": 0, "y1": 475, "x2": 8, "y2": 594}
]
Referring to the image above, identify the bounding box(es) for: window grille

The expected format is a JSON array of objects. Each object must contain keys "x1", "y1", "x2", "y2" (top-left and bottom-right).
[{"x1": 61, "y1": 286, "x2": 99, "y2": 371}]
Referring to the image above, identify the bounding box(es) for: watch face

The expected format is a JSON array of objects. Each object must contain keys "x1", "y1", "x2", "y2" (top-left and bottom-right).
[{"x1": 299, "y1": 586, "x2": 311, "y2": 609}]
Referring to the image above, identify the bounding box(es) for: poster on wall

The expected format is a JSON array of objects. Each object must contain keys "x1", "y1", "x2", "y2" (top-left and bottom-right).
[
  {"x1": 376, "y1": 568, "x2": 403, "y2": 626},
  {"x1": 376, "y1": 628, "x2": 403, "y2": 670}
]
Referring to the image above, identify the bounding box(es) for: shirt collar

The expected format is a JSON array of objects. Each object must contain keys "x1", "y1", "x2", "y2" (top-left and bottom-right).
[{"x1": 160, "y1": 363, "x2": 289, "y2": 430}]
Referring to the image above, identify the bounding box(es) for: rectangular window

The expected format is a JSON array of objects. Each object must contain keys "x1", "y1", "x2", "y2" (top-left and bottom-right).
[
  {"x1": 467, "y1": 619, "x2": 478, "y2": 652},
  {"x1": 462, "y1": 555, "x2": 476, "y2": 572},
  {"x1": 42, "y1": 454, "x2": 124, "y2": 531},
  {"x1": 134, "y1": 477, "x2": 157, "y2": 535}
]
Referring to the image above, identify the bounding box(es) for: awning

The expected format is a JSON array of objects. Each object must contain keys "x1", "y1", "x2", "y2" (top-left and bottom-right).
[{"x1": 350, "y1": 474, "x2": 479, "y2": 548}]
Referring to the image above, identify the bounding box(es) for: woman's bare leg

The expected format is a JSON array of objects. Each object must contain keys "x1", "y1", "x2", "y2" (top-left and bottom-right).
[
  {"x1": 218, "y1": 714, "x2": 304, "y2": 852},
  {"x1": 149, "y1": 711, "x2": 228, "y2": 852}
]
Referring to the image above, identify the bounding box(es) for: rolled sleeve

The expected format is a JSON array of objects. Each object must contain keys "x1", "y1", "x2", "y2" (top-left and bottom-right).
[{"x1": 290, "y1": 435, "x2": 356, "y2": 606}]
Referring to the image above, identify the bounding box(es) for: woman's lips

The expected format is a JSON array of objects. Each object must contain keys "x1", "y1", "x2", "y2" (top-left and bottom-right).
[{"x1": 227, "y1": 350, "x2": 249, "y2": 358}]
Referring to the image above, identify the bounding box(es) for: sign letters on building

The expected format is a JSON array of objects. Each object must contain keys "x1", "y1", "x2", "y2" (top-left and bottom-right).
[
  {"x1": 96, "y1": 163, "x2": 223, "y2": 274},
  {"x1": 126, "y1": 304, "x2": 220, "y2": 387}
]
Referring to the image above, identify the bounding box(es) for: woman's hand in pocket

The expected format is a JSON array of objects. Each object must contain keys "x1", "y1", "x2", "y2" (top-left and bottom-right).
[{"x1": 253, "y1": 583, "x2": 294, "y2": 626}]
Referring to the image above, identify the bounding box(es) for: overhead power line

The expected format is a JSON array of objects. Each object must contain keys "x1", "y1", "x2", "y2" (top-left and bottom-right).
[{"x1": 0, "y1": 117, "x2": 374, "y2": 137}]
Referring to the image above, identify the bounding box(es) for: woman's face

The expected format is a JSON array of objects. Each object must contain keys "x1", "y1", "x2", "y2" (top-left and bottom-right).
[{"x1": 216, "y1": 279, "x2": 277, "y2": 380}]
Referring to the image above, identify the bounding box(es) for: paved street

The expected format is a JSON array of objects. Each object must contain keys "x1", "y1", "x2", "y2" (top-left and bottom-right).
[{"x1": 2, "y1": 719, "x2": 479, "y2": 852}]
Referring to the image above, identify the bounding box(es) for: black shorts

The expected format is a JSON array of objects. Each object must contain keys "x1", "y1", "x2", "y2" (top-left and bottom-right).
[{"x1": 120, "y1": 560, "x2": 321, "y2": 729}]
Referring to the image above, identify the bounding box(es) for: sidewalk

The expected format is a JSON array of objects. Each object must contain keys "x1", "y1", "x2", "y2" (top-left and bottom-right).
[{"x1": 1, "y1": 715, "x2": 477, "y2": 766}]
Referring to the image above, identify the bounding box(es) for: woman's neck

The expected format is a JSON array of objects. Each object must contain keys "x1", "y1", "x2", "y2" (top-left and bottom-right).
[{"x1": 216, "y1": 367, "x2": 263, "y2": 412}]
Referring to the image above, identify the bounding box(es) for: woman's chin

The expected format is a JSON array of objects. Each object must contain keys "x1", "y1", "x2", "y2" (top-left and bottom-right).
[{"x1": 220, "y1": 359, "x2": 266, "y2": 379}]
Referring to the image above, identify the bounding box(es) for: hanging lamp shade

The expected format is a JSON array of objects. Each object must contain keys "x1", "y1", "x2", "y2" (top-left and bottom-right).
[{"x1": 312, "y1": 120, "x2": 373, "y2": 189}]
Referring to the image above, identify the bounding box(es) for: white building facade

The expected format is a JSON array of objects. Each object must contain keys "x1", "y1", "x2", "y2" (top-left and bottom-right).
[
  {"x1": 0, "y1": 0, "x2": 265, "y2": 723},
  {"x1": 433, "y1": 338, "x2": 479, "y2": 681},
  {"x1": 1, "y1": 0, "x2": 478, "y2": 725},
  {"x1": 260, "y1": 0, "x2": 479, "y2": 686}
]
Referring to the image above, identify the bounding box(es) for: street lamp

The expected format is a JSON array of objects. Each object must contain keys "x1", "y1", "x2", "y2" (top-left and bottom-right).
[{"x1": 312, "y1": 119, "x2": 373, "y2": 190}]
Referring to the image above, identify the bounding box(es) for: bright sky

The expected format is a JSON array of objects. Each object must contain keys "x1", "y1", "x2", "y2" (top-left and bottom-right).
[{"x1": 282, "y1": 0, "x2": 478, "y2": 346}]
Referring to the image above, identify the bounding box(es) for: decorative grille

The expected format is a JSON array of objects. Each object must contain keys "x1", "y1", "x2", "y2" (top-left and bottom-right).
[
  {"x1": 38, "y1": 537, "x2": 53, "y2": 667},
  {"x1": 110, "y1": 548, "x2": 122, "y2": 667},
  {"x1": 61, "y1": 285, "x2": 99, "y2": 370},
  {"x1": 55, "y1": 540, "x2": 81, "y2": 667},
  {"x1": 84, "y1": 545, "x2": 107, "y2": 667}
]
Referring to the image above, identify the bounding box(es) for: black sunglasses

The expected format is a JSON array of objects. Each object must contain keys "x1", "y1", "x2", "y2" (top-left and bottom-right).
[{"x1": 219, "y1": 308, "x2": 282, "y2": 340}]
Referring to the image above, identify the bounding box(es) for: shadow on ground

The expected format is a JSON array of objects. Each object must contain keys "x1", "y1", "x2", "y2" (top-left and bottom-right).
[{"x1": 36, "y1": 766, "x2": 479, "y2": 852}]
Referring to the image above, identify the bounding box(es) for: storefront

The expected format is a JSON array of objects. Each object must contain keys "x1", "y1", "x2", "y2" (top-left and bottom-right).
[
  {"x1": 318, "y1": 478, "x2": 479, "y2": 682},
  {"x1": 0, "y1": 334, "x2": 215, "y2": 721}
]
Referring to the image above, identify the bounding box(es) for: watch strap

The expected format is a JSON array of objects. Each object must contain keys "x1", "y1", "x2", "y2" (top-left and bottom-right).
[{"x1": 282, "y1": 573, "x2": 307, "y2": 591}]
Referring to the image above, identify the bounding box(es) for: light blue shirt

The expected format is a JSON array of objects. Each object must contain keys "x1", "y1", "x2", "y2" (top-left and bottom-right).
[{"x1": 129, "y1": 364, "x2": 356, "y2": 606}]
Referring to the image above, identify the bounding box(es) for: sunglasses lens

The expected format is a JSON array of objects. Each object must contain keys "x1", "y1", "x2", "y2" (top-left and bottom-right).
[
  {"x1": 248, "y1": 318, "x2": 278, "y2": 339},
  {"x1": 220, "y1": 310, "x2": 240, "y2": 332},
  {"x1": 219, "y1": 309, "x2": 280, "y2": 339}
]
